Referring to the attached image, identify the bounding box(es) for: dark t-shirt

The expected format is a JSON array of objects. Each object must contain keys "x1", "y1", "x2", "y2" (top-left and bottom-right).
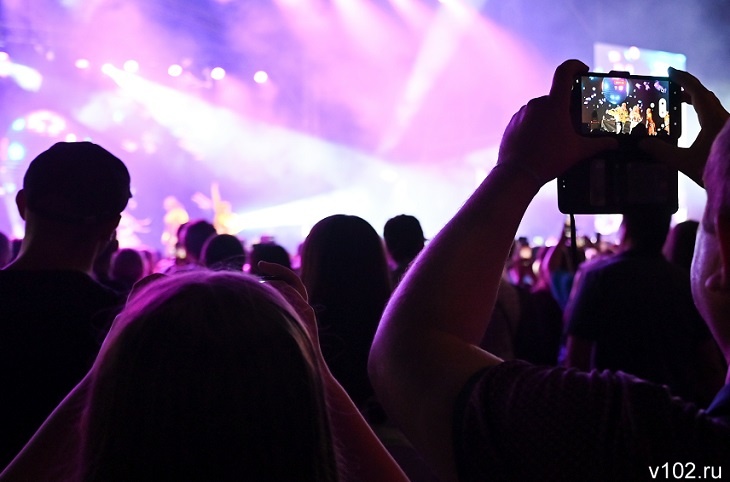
[
  {"x1": 0, "y1": 270, "x2": 122, "y2": 468},
  {"x1": 454, "y1": 361, "x2": 730, "y2": 482},
  {"x1": 565, "y1": 250, "x2": 712, "y2": 402}
]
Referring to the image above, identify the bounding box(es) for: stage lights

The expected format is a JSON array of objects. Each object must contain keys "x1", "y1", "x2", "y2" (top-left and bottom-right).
[
  {"x1": 7, "y1": 143, "x2": 25, "y2": 163},
  {"x1": 210, "y1": 67, "x2": 226, "y2": 80},
  {"x1": 123, "y1": 60, "x2": 140, "y2": 74},
  {"x1": 168, "y1": 64, "x2": 183, "y2": 77}
]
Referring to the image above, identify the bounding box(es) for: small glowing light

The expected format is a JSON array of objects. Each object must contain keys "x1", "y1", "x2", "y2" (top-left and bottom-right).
[
  {"x1": 65, "y1": 133, "x2": 78, "y2": 142},
  {"x1": 253, "y1": 70, "x2": 268, "y2": 84},
  {"x1": 168, "y1": 64, "x2": 183, "y2": 77},
  {"x1": 101, "y1": 63, "x2": 114, "y2": 75},
  {"x1": 75, "y1": 58, "x2": 90, "y2": 69},
  {"x1": 0, "y1": 52, "x2": 9, "y2": 62},
  {"x1": 13, "y1": 64, "x2": 43, "y2": 92},
  {"x1": 626, "y1": 46, "x2": 641, "y2": 61},
  {"x1": 123, "y1": 60, "x2": 139, "y2": 73},
  {"x1": 532, "y1": 235, "x2": 545, "y2": 246},
  {"x1": 7, "y1": 142, "x2": 26, "y2": 162},
  {"x1": 608, "y1": 50, "x2": 622, "y2": 63},
  {"x1": 11, "y1": 118, "x2": 26, "y2": 131},
  {"x1": 211, "y1": 67, "x2": 226, "y2": 80},
  {"x1": 121, "y1": 139, "x2": 139, "y2": 152}
]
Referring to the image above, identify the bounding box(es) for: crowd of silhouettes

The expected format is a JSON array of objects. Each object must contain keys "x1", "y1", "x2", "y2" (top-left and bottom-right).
[{"x1": 2, "y1": 60, "x2": 730, "y2": 481}]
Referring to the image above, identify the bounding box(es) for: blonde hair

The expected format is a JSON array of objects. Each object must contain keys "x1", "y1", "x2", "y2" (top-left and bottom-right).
[{"x1": 80, "y1": 271, "x2": 337, "y2": 481}]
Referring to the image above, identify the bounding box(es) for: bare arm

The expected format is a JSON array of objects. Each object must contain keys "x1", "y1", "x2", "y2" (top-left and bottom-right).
[
  {"x1": 257, "y1": 262, "x2": 408, "y2": 482},
  {"x1": 368, "y1": 60, "x2": 618, "y2": 481}
]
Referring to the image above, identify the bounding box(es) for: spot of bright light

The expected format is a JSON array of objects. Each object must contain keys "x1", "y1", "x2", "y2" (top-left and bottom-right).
[
  {"x1": 0, "y1": 52, "x2": 8, "y2": 62},
  {"x1": 101, "y1": 63, "x2": 114, "y2": 75},
  {"x1": 608, "y1": 50, "x2": 622, "y2": 63},
  {"x1": 626, "y1": 46, "x2": 641, "y2": 61},
  {"x1": 12, "y1": 64, "x2": 43, "y2": 92},
  {"x1": 7, "y1": 142, "x2": 26, "y2": 162},
  {"x1": 123, "y1": 60, "x2": 139, "y2": 74},
  {"x1": 253, "y1": 70, "x2": 268, "y2": 84},
  {"x1": 3, "y1": 182, "x2": 17, "y2": 194},
  {"x1": 65, "y1": 133, "x2": 78, "y2": 142},
  {"x1": 210, "y1": 67, "x2": 226, "y2": 80},
  {"x1": 11, "y1": 118, "x2": 26, "y2": 131},
  {"x1": 168, "y1": 64, "x2": 183, "y2": 77},
  {"x1": 75, "y1": 58, "x2": 90, "y2": 69}
]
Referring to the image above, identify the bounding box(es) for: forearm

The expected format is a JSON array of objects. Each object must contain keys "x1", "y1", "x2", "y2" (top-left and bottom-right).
[
  {"x1": 384, "y1": 166, "x2": 541, "y2": 344},
  {"x1": 369, "y1": 60, "x2": 620, "y2": 480},
  {"x1": 321, "y1": 366, "x2": 408, "y2": 482},
  {"x1": 368, "y1": 166, "x2": 542, "y2": 480}
]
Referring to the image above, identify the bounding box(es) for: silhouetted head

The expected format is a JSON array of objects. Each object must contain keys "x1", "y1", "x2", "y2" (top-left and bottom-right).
[
  {"x1": 181, "y1": 220, "x2": 217, "y2": 264},
  {"x1": 249, "y1": 242, "x2": 291, "y2": 275},
  {"x1": 619, "y1": 205, "x2": 673, "y2": 253},
  {"x1": 301, "y1": 214, "x2": 391, "y2": 306},
  {"x1": 80, "y1": 271, "x2": 337, "y2": 481},
  {"x1": 662, "y1": 219, "x2": 699, "y2": 271},
  {"x1": 201, "y1": 234, "x2": 246, "y2": 271},
  {"x1": 383, "y1": 214, "x2": 425, "y2": 265},
  {"x1": 22, "y1": 142, "x2": 131, "y2": 226},
  {"x1": 110, "y1": 248, "x2": 146, "y2": 287}
]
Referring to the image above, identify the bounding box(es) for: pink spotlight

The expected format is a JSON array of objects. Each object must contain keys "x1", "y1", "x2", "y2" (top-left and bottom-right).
[
  {"x1": 75, "y1": 58, "x2": 90, "y2": 69},
  {"x1": 211, "y1": 67, "x2": 226, "y2": 80},
  {"x1": 253, "y1": 70, "x2": 269, "y2": 84},
  {"x1": 168, "y1": 64, "x2": 183, "y2": 77},
  {"x1": 123, "y1": 59, "x2": 139, "y2": 73}
]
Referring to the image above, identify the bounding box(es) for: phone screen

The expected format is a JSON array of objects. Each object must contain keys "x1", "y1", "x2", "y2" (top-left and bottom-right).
[{"x1": 575, "y1": 74, "x2": 681, "y2": 139}]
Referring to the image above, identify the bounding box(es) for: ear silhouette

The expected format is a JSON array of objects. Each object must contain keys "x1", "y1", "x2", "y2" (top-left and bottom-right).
[{"x1": 15, "y1": 189, "x2": 27, "y2": 221}]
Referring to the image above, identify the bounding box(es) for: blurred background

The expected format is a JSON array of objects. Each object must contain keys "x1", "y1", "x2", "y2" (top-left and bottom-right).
[{"x1": 1, "y1": 0, "x2": 728, "y2": 254}]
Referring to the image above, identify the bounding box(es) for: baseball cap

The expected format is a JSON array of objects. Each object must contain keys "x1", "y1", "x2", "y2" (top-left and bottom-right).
[{"x1": 23, "y1": 142, "x2": 131, "y2": 225}]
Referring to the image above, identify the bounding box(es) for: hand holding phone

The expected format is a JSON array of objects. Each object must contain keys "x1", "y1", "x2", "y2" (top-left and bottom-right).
[{"x1": 558, "y1": 71, "x2": 682, "y2": 215}]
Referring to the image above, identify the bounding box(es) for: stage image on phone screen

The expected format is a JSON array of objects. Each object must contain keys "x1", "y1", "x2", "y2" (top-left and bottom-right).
[{"x1": 578, "y1": 76, "x2": 672, "y2": 138}]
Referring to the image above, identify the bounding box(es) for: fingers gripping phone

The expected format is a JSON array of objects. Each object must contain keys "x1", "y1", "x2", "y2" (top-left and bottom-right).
[{"x1": 558, "y1": 71, "x2": 682, "y2": 214}]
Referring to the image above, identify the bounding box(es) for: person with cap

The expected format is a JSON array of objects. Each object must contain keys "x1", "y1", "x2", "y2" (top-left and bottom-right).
[{"x1": 0, "y1": 141, "x2": 131, "y2": 469}]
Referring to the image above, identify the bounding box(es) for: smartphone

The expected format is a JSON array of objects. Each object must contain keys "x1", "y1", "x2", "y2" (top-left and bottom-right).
[
  {"x1": 573, "y1": 72, "x2": 682, "y2": 139},
  {"x1": 558, "y1": 71, "x2": 681, "y2": 215}
]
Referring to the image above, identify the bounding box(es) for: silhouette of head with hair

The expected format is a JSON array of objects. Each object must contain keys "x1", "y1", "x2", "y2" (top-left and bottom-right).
[
  {"x1": 9, "y1": 141, "x2": 131, "y2": 273},
  {"x1": 80, "y1": 271, "x2": 337, "y2": 481}
]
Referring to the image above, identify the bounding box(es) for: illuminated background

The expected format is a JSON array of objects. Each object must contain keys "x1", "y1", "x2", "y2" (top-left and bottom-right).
[{"x1": 1, "y1": 0, "x2": 729, "y2": 255}]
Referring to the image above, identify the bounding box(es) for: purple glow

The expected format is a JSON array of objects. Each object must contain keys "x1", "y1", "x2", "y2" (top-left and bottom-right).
[{"x1": 0, "y1": 1, "x2": 724, "y2": 253}]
